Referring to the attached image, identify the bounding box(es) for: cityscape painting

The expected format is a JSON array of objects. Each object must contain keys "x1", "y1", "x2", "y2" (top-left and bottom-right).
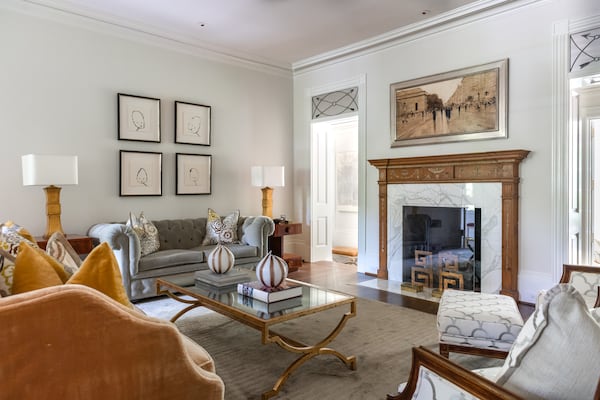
[{"x1": 390, "y1": 59, "x2": 508, "y2": 147}]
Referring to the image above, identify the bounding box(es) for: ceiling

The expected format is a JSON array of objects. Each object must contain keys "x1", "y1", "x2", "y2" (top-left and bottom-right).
[{"x1": 24, "y1": 0, "x2": 502, "y2": 70}]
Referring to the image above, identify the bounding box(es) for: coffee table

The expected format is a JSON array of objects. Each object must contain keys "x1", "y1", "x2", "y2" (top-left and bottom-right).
[{"x1": 156, "y1": 277, "x2": 357, "y2": 399}]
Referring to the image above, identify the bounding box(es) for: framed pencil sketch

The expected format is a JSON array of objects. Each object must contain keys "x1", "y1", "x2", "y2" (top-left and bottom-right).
[
  {"x1": 118, "y1": 93, "x2": 161, "y2": 142},
  {"x1": 390, "y1": 59, "x2": 508, "y2": 147},
  {"x1": 176, "y1": 153, "x2": 211, "y2": 195},
  {"x1": 120, "y1": 150, "x2": 162, "y2": 196},
  {"x1": 175, "y1": 101, "x2": 211, "y2": 145}
]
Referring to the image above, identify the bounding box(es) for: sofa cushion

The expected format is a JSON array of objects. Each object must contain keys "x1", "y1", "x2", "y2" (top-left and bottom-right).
[
  {"x1": 67, "y1": 242, "x2": 133, "y2": 308},
  {"x1": 127, "y1": 212, "x2": 160, "y2": 256},
  {"x1": 12, "y1": 242, "x2": 70, "y2": 294},
  {"x1": 494, "y1": 284, "x2": 600, "y2": 400},
  {"x1": 139, "y1": 249, "x2": 205, "y2": 272},
  {"x1": 202, "y1": 208, "x2": 239, "y2": 245}
]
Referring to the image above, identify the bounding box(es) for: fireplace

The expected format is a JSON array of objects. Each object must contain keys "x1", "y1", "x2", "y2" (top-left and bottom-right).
[
  {"x1": 402, "y1": 205, "x2": 481, "y2": 292},
  {"x1": 369, "y1": 150, "x2": 529, "y2": 300}
]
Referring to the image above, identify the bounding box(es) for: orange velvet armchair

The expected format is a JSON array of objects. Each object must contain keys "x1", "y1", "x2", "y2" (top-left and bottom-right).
[{"x1": 0, "y1": 284, "x2": 224, "y2": 399}]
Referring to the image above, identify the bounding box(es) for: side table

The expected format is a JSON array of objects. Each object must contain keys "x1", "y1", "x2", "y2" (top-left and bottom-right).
[
  {"x1": 35, "y1": 234, "x2": 94, "y2": 256},
  {"x1": 268, "y1": 222, "x2": 303, "y2": 272}
]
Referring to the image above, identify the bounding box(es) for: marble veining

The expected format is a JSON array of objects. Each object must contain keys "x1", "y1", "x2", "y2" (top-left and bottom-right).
[{"x1": 388, "y1": 183, "x2": 502, "y2": 293}]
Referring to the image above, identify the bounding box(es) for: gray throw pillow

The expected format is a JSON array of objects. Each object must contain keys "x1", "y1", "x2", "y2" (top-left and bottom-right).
[{"x1": 494, "y1": 283, "x2": 600, "y2": 400}]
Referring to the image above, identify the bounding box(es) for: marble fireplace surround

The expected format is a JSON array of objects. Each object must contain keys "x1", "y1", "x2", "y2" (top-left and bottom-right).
[{"x1": 369, "y1": 150, "x2": 530, "y2": 300}]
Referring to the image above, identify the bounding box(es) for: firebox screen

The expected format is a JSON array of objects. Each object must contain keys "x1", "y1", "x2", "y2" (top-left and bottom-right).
[{"x1": 402, "y1": 205, "x2": 481, "y2": 292}]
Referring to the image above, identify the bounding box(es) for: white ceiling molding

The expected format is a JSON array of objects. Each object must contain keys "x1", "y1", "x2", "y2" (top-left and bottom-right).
[
  {"x1": 292, "y1": 0, "x2": 542, "y2": 74},
  {"x1": 3, "y1": 0, "x2": 293, "y2": 77}
]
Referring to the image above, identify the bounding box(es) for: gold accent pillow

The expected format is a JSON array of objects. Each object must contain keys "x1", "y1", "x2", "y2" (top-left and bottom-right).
[
  {"x1": 126, "y1": 212, "x2": 160, "y2": 256},
  {"x1": 12, "y1": 242, "x2": 69, "y2": 294},
  {"x1": 67, "y1": 242, "x2": 133, "y2": 308},
  {"x1": 202, "y1": 208, "x2": 240, "y2": 245}
]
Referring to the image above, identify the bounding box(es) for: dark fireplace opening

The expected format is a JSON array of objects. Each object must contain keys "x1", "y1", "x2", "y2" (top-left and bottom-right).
[{"x1": 402, "y1": 205, "x2": 481, "y2": 292}]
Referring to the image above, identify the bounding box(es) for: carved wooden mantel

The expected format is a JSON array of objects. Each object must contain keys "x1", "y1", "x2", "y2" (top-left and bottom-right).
[{"x1": 369, "y1": 150, "x2": 530, "y2": 300}]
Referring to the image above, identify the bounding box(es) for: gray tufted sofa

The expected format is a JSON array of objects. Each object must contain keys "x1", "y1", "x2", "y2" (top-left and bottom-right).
[{"x1": 88, "y1": 216, "x2": 274, "y2": 301}]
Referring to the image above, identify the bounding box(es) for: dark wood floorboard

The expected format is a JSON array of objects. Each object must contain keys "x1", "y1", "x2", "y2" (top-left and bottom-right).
[{"x1": 287, "y1": 260, "x2": 534, "y2": 319}]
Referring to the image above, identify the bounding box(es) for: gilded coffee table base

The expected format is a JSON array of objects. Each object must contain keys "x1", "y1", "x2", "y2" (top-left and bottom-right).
[
  {"x1": 261, "y1": 302, "x2": 357, "y2": 399},
  {"x1": 157, "y1": 284, "x2": 357, "y2": 399}
]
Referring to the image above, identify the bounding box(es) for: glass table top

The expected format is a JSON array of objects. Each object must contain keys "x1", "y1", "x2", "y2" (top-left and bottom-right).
[{"x1": 160, "y1": 277, "x2": 355, "y2": 321}]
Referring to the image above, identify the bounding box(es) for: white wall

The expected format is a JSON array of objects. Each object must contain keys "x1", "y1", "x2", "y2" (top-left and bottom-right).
[
  {"x1": 293, "y1": 0, "x2": 600, "y2": 303},
  {"x1": 0, "y1": 5, "x2": 293, "y2": 235}
]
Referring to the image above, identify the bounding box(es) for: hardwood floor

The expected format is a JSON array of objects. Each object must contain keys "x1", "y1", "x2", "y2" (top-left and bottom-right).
[
  {"x1": 288, "y1": 260, "x2": 534, "y2": 319},
  {"x1": 288, "y1": 260, "x2": 439, "y2": 315}
]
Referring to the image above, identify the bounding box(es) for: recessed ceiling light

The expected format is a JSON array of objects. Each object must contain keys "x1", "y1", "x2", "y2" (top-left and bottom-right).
[
  {"x1": 421, "y1": 10, "x2": 430, "y2": 15},
  {"x1": 197, "y1": 22, "x2": 206, "y2": 27}
]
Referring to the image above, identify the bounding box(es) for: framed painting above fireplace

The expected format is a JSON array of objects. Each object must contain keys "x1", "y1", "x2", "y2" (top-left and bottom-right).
[{"x1": 390, "y1": 59, "x2": 508, "y2": 147}]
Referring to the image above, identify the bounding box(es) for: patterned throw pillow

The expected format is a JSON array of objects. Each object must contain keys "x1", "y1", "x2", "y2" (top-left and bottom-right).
[
  {"x1": 126, "y1": 212, "x2": 160, "y2": 256},
  {"x1": 202, "y1": 208, "x2": 240, "y2": 245},
  {"x1": 0, "y1": 249, "x2": 15, "y2": 297},
  {"x1": 46, "y1": 232, "x2": 82, "y2": 277},
  {"x1": 0, "y1": 221, "x2": 39, "y2": 258}
]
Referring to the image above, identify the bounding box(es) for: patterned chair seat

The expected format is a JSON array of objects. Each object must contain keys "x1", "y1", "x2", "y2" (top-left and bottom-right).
[{"x1": 437, "y1": 289, "x2": 524, "y2": 358}]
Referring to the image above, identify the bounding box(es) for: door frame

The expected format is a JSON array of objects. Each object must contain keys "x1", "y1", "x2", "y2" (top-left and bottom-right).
[{"x1": 306, "y1": 75, "x2": 366, "y2": 263}]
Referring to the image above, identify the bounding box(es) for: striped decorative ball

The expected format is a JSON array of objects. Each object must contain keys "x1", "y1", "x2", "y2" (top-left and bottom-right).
[
  {"x1": 256, "y1": 252, "x2": 288, "y2": 288},
  {"x1": 207, "y1": 244, "x2": 235, "y2": 274}
]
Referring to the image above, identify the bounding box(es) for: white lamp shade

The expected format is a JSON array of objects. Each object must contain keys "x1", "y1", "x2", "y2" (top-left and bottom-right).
[
  {"x1": 251, "y1": 166, "x2": 284, "y2": 188},
  {"x1": 22, "y1": 154, "x2": 79, "y2": 186}
]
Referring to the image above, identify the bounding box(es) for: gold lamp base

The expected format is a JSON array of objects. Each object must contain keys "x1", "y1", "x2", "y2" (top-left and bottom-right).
[
  {"x1": 261, "y1": 186, "x2": 274, "y2": 218},
  {"x1": 43, "y1": 185, "x2": 65, "y2": 239}
]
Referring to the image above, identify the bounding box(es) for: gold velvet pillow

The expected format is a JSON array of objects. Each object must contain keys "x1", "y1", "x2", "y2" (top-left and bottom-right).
[
  {"x1": 67, "y1": 242, "x2": 132, "y2": 308},
  {"x1": 12, "y1": 242, "x2": 69, "y2": 294}
]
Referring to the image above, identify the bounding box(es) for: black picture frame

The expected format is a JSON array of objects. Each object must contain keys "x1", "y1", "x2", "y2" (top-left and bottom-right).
[
  {"x1": 119, "y1": 150, "x2": 162, "y2": 196},
  {"x1": 175, "y1": 101, "x2": 211, "y2": 146},
  {"x1": 176, "y1": 153, "x2": 212, "y2": 195},
  {"x1": 118, "y1": 93, "x2": 161, "y2": 142}
]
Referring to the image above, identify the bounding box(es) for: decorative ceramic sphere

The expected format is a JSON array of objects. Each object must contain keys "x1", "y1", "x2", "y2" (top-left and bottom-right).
[
  {"x1": 256, "y1": 251, "x2": 288, "y2": 288},
  {"x1": 207, "y1": 243, "x2": 235, "y2": 274}
]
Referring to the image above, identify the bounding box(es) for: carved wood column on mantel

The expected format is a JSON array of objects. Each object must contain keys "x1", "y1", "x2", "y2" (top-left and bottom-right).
[{"x1": 368, "y1": 150, "x2": 530, "y2": 301}]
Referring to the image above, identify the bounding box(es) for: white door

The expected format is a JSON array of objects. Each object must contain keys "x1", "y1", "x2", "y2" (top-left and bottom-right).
[
  {"x1": 569, "y1": 80, "x2": 600, "y2": 264},
  {"x1": 310, "y1": 120, "x2": 335, "y2": 261}
]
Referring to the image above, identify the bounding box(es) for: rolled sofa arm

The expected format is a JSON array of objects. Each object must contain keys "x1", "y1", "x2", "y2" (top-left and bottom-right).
[
  {"x1": 87, "y1": 223, "x2": 141, "y2": 299},
  {"x1": 240, "y1": 216, "x2": 275, "y2": 258}
]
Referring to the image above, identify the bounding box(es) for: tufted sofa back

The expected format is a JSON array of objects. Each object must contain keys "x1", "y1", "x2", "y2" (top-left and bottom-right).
[{"x1": 152, "y1": 218, "x2": 207, "y2": 250}]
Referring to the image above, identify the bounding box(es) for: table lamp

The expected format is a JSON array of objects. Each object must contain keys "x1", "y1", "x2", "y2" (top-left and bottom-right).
[
  {"x1": 251, "y1": 166, "x2": 284, "y2": 218},
  {"x1": 21, "y1": 154, "x2": 79, "y2": 239}
]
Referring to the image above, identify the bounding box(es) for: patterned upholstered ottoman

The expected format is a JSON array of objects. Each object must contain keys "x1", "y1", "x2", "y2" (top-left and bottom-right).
[{"x1": 437, "y1": 289, "x2": 524, "y2": 359}]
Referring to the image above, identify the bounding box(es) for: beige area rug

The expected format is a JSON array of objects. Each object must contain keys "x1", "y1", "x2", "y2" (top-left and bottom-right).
[{"x1": 137, "y1": 297, "x2": 502, "y2": 400}]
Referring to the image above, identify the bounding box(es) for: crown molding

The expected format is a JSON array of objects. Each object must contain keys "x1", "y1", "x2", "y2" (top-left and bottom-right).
[
  {"x1": 292, "y1": 0, "x2": 543, "y2": 74},
  {"x1": 2, "y1": 0, "x2": 293, "y2": 78}
]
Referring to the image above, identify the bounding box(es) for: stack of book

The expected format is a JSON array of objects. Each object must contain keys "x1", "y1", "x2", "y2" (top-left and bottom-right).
[
  {"x1": 195, "y1": 269, "x2": 251, "y2": 293},
  {"x1": 237, "y1": 293, "x2": 303, "y2": 314},
  {"x1": 237, "y1": 281, "x2": 302, "y2": 303}
]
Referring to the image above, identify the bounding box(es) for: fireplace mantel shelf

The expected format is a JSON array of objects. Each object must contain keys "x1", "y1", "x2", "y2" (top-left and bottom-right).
[{"x1": 369, "y1": 150, "x2": 530, "y2": 300}]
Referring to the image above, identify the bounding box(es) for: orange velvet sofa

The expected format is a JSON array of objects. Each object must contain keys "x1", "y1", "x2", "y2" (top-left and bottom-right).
[{"x1": 0, "y1": 284, "x2": 224, "y2": 399}]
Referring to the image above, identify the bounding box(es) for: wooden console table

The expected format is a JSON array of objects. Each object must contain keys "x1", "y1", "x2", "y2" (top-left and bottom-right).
[
  {"x1": 35, "y1": 234, "x2": 94, "y2": 255},
  {"x1": 269, "y1": 223, "x2": 303, "y2": 272}
]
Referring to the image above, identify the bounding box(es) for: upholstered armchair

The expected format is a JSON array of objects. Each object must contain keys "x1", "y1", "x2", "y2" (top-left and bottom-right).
[
  {"x1": 391, "y1": 283, "x2": 600, "y2": 400},
  {"x1": 0, "y1": 284, "x2": 225, "y2": 399}
]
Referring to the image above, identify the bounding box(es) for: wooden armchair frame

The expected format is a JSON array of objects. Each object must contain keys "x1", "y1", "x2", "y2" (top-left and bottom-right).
[
  {"x1": 387, "y1": 347, "x2": 523, "y2": 400},
  {"x1": 560, "y1": 264, "x2": 600, "y2": 307}
]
